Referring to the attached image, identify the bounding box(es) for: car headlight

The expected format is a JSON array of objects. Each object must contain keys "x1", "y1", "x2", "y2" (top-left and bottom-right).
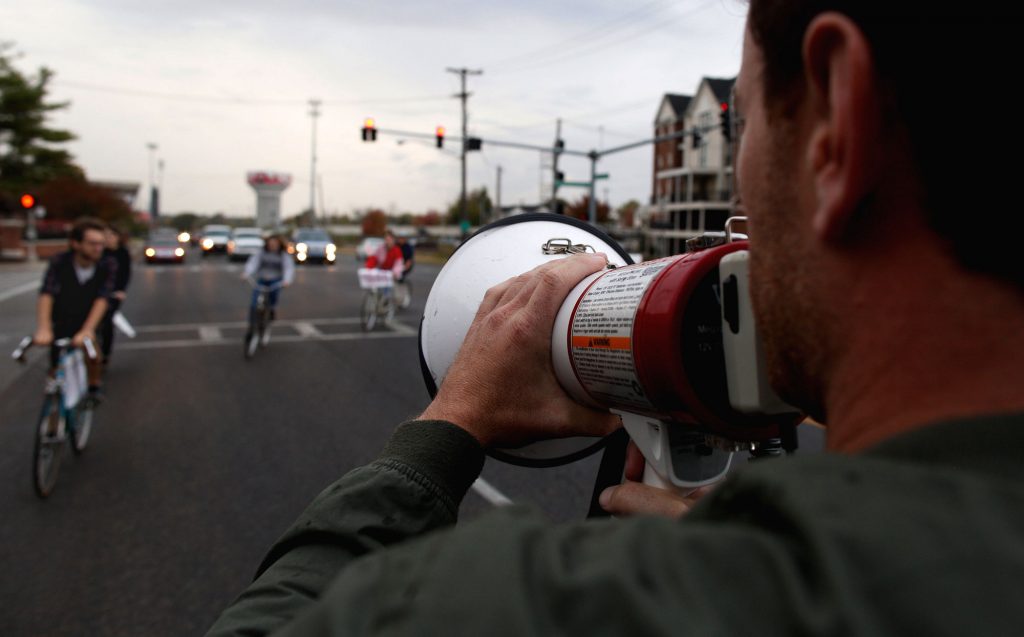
[
  {"x1": 202, "y1": 238, "x2": 214, "y2": 249},
  {"x1": 175, "y1": 247, "x2": 185, "y2": 257},
  {"x1": 296, "y1": 242, "x2": 308, "y2": 253},
  {"x1": 326, "y1": 243, "x2": 336, "y2": 254},
  {"x1": 327, "y1": 253, "x2": 336, "y2": 262},
  {"x1": 145, "y1": 248, "x2": 156, "y2": 257},
  {"x1": 296, "y1": 252, "x2": 307, "y2": 262},
  {"x1": 178, "y1": 232, "x2": 190, "y2": 243}
]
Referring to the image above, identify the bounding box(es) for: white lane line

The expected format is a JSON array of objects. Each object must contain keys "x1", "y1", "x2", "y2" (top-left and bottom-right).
[
  {"x1": 293, "y1": 321, "x2": 324, "y2": 338},
  {"x1": 198, "y1": 326, "x2": 223, "y2": 342},
  {"x1": 133, "y1": 316, "x2": 364, "y2": 333},
  {"x1": 116, "y1": 329, "x2": 415, "y2": 350},
  {"x1": 0, "y1": 280, "x2": 39, "y2": 304},
  {"x1": 471, "y1": 478, "x2": 514, "y2": 506}
]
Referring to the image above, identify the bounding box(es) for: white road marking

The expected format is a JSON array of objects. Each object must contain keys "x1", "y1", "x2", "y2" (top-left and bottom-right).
[
  {"x1": 471, "y1": 478, "x2": 514, "y2": 506},
  {"x1": 133, "y1": 317, "x2": 363, "y2": 333},
  {"x1": 0, "y1": 281, "x2": 38, "y2": 304},
  {"x1": 293, "y1": 321, "x2": 324, "y2": 338},
  {"x1": 198, "y1": 326, "x2": 223, "y2": 342},
  {"x1": 117, "y1": 328, "x2": 415, "y2": 350}
]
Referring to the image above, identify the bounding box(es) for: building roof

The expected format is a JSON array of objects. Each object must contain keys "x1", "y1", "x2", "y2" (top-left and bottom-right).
[
  {"x1": 664, "y1": 94, "x2": 692, "y2": 117},
  {"x1": 705, "y1": 77, "x2": 736, "y2": 105}
]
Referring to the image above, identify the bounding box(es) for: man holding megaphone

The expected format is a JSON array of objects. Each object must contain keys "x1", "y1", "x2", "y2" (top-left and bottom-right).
[{"x1": 209, "y1": 3, "x2": 1024, "y2": 635}]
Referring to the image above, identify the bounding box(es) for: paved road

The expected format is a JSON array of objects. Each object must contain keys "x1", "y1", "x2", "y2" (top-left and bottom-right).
[
  {"x1": 0, "y1": 250, "x2": 823, "y2": 636},
  {"x1": 0, "y1": 252, "x2": 605, "y2": 636}
]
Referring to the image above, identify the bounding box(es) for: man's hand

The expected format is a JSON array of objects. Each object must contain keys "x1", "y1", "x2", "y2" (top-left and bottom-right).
[
  {"x1": 72, "y1": 329, "x2": 95, "y2": 350},
  {"x1": 420, "y1": 254, "x2": 622, "y2": 448},
  {"x1": 599, "y1": 441, "x2": 714, "y2": 518},
  {"x1": 33, "y1": 326, "x2": 54, "y2": 347},
  {"x1": 113, "y1": 291, "x2": 127, "y2": 301}
]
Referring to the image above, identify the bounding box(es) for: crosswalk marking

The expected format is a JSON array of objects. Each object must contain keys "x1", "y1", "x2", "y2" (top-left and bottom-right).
[
  {"x1": 293, "y1": 322, "x2": 324, "y2": 338},
  {"x1": 118, "y1": 328, "x2": 414, "y2": 351},
  {"x1": 198, "y1": 326, "x2": 223, "y2": 342}
]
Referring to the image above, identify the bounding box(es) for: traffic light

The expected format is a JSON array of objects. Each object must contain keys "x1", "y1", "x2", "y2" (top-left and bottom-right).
[
  {"x1": 20, "y1": 194, "x2": 35, "y2": 209},
  {"x1": 361, "y1": 118, "x2": 377, "y2": 142},
  {"x1": 720, "y1": 102, "x2": 732, "y2": 141},
  {"x1": 691, "y1": 128, "x2": 702, "y2": 150},
  {"x1": 465, "y1": 137, "x2": 482, "y2": 151},
  {"x1": 436, "y1": 126, "x2": 445, "y2": 148}
]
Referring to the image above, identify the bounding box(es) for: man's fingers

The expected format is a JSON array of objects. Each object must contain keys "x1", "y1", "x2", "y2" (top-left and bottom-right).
[
  {"x1": 624, "y1": 440, "x2": 646, "y2": 483},
  {"x1": 524, "y1": 254, "x2": 608, "y2": 318},
  {"x1": 599, "y1": 481, "x2": 693, "y2": 519}
]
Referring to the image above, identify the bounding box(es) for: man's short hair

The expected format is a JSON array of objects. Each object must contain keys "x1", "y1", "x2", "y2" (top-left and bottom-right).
[
  {"x1": 70, "y1": 217, "x2": 108, "y2": 243},
  {"x1": 747, "y1": 2, "x2": 1022, "y2": 286}
]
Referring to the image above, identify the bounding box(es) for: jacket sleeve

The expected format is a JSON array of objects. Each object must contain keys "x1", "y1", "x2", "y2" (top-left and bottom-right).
[
  {"x1": 117, "y1": 248, "x2": 132, "y2": 291},
  {"x1": 243, "y1": 253, "x2": 259, "y2": 279},
  {"x1": 205, "y1": 420, "x2": 485, "y2": 637}
]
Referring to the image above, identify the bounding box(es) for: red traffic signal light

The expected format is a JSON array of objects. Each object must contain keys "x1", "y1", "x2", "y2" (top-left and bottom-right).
[
  {"x1": 20, "y1": 194, "x2": 35, "y2": 209},
  {"x1": 719, "y1": 102, "x2": 732, "y2": 141},
  {"x1": 436, "y1": 126, "x2": 445, "y2": 148},
  {"x1": 362, "y1": 118, "x2": 378, "y2": 142}
]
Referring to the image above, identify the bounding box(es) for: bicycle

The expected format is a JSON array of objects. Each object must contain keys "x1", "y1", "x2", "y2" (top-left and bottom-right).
[
  {"x1": 12, "y1": 336, "x2": 99, "y2": 499},
  {"x1": 245, "y1": 279, "x2": 284, "y2": 359},
  {"x1": 357, "y1": 268, "x2": 395, "y2": 331}
]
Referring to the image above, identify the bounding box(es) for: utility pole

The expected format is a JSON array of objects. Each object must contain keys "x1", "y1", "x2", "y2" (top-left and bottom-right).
[
  {"x1": 308, "y1": 99, "x2": 321, "y2": 226},
  {"x1": 496, "y1": 165, "x2": 503, "y2": 220},
  {"x1": 551, "y1": 118, "x2": 563, "y2": 213},
  {"x1": 446, "y1": 67, "x2": 482, "y2": 233},
  {"x1": 146, "y1": 142, "x2": 158, "y2": 225}
]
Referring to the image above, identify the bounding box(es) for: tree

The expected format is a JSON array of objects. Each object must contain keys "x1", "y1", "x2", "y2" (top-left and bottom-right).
[
  {"x1": 446, "y1": 188, "x2": 492, "y2": 226},
  {"x1": 361, "y1": 209, "x2": 388, "y2": 236},
  {"x1": 37, "y1": 176, "x2": 133, "y2": 224},
  {"x1": 0, "y1": 43, "x2": 80, "y2": 200},
  {"x1": 616, "y1": 200, "x2": 641, "y2": 228},
  {"x1": 565, "y1": 195, "x2": 610, "y2": 224}
]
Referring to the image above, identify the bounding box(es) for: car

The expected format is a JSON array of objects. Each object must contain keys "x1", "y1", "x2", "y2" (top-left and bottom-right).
[
  {"x1": 355, "y1": 236, "x2": 384, "y2": 262},
  {"x1": 200, "y1": 224, "x2": 231, "y2": 256},
  {"x1": 228, "y1": 227, "x2": 263, "y2": 262},
  {"x1": 291, "y1": 227, "x2": 337, "y2": 264},
  {"x1": 144, "y1": 232, "x2": 186, "y2": 264}
]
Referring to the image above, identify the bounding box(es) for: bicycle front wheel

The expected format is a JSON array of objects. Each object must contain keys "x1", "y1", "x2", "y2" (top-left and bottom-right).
[
  {"x1": 70, "y1": 401, "x2": 94, "y2": 455},
  {"x1": 33, "y1": 396, "x2": 65, "y2": 499},
  {"x1": 361, "y1": 291, "x2": 378, "y2": 331}
]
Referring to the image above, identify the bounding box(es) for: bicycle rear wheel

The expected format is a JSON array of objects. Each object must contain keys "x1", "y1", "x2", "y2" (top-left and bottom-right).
[
  {"x1": 33, "y1": 396, "x2": 64, "y2": 498},
  {"x1": 70, "y1": 401, "x2": 94, "y2": 455},
  {"x1": 361, "y1": 291, "x2": 378, "y2": 331}
]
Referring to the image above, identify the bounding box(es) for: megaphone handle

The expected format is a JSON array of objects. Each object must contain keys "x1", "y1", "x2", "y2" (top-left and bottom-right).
[{"x1": 642, "y1": 463, "x2": 696, "y2": 497}]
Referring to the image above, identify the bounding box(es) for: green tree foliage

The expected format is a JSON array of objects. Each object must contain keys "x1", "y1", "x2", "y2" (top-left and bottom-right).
[
  {"x1": 0, "y1": 43, "x2": 80, "y2": 197},
  {"x1": 446, "y1": 188, "x2": 492, "y2": 226}
]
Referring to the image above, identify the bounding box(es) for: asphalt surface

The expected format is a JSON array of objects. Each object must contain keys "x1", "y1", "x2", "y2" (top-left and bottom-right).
[{"x1": 0, "y1": 249, "x2": 824, "y2": 636}]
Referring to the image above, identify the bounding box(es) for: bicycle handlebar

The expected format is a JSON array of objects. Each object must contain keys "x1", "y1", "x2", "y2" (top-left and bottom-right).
[{"x1": 11, "y1": 336, "x2": 97, "y2": 364}]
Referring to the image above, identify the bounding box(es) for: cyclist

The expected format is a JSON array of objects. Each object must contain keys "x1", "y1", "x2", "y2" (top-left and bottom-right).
[
  {"x1": 241, "y1": 234, "x2": 294, "y2": 321},
  {"x1": 397, "y1": 234, "x2": 414, "y2": 282},
  {"x1": 364, "y1": 230, "x2": 404, "y2": 280},
  {"x1": 100, "y1": 225, "x2": 132, "y2": 365},
  {"x1": 33, "y1": 217, "x2": 117, "y2": 406}
]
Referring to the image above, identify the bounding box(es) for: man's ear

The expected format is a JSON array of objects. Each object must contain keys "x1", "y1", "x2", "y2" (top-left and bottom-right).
[{"x1": 802, "y1": 13, "x2": 883, "y2": 243}]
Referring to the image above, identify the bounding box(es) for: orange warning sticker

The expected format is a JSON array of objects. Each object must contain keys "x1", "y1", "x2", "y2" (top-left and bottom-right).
[{"x1": 571, "y1": 336, "x2": 632, "y2": 350}]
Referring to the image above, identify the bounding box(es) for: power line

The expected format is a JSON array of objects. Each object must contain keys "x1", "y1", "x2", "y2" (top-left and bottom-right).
[
  {"x1": 485, "y1": 0, "x2": 676, "y2": 71},
  {"x1": 52, "y1": 80, "x2": 451, "y2": 107}
]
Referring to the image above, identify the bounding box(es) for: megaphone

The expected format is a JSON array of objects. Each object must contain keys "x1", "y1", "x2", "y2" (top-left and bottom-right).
[{"x1": 420, "y1": 213, "x2": 803, "y2": 490}]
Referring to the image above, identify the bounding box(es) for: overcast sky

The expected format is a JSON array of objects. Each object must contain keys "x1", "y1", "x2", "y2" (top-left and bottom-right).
[{"x1": 6, "y1": 0, "x2": 747, "y2": 219}]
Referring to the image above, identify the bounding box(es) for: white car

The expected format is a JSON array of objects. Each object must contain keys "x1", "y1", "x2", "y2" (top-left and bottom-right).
[
  {"x1": 200, "y1": 224, "x2": 232, "y2": 256},
  {"x1": 228, "y1": 227, "x2": 263, "y2": 262}
]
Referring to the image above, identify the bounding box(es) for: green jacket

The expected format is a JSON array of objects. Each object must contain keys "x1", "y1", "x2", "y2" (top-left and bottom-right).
[{"x1": 207, "y1": 414, "x2": 1024, "y2": 636}]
